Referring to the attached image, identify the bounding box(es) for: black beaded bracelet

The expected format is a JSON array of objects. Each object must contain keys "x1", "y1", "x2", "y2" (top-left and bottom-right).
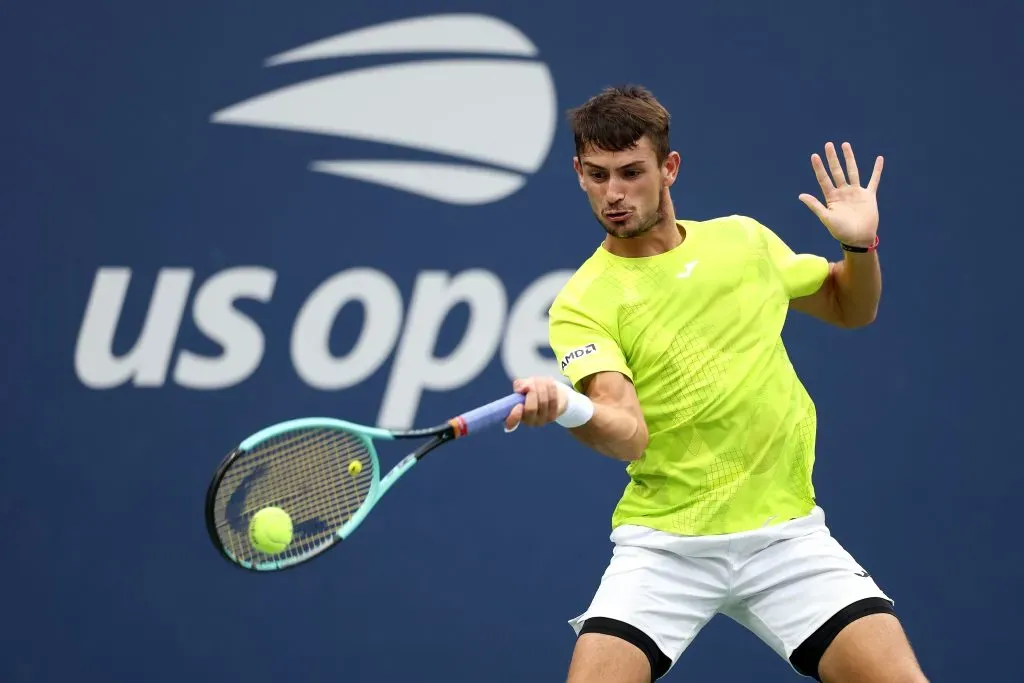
[{"x1": 840, "y1": 235, "x2": 879, "y2": 253}]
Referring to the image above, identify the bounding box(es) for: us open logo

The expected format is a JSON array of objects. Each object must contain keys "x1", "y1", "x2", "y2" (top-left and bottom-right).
[
  {"x1": 211, "y1": 13, "x2": 557, "y2": 205},
  {"x1": 560, "y1": 343, "x2": 597, "y2": 371}
]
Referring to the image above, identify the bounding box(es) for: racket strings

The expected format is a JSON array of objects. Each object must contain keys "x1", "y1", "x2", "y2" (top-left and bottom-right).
[{"x1": 212, "y1": 427, "x2": 375, "y2": 566}]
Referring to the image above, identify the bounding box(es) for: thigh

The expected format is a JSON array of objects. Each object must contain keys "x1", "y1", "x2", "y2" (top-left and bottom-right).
[
  {"x1": 566, "y1": 525, "x2": 730, "y2": 681},
  {"x1": 566, "y1": 632, "x2": 656, "y2": 683},
  {"x1": 722, "y1": 515, "x2": 896, "y2": 677},
  {"x1": 816, "y1": 612, "x2": 928, "y2": 683}
]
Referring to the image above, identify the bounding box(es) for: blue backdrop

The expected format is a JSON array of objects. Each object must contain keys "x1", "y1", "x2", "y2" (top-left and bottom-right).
[{"x1": 2, "y1": 1, "x2": 1020, "y2": 681}]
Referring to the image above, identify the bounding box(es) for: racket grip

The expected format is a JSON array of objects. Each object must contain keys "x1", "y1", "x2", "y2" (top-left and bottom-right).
[{"x1": 455, "y1": 393, "x2": 526, "y2": 435}]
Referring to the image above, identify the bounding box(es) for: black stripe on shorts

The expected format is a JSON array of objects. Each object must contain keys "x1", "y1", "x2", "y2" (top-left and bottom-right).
[
  {"x1": 578, "y1": 617, "x2": 673, "y2": 680},
  {"x1": 789, "y1": 597, "x2": 896, "y2": 680}
]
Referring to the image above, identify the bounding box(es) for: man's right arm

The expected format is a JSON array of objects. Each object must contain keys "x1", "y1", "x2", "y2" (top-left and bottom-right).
[
  {"x1": 528, "y1": 290, "x2": 647, "y2": 460},
  {"x1": 504, "y1": 372, "x2": 648, "y2": 462},
  {"x1": 567, "y1": 372, "x2": 648, "y2": 461}
]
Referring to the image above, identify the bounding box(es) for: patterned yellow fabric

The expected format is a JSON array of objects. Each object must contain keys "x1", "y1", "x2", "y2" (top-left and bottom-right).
[{"x1": 549, "y1": 216, "x2": 830, "y2": 535}]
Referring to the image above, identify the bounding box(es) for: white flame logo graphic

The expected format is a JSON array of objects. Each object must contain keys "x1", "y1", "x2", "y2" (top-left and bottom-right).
[{"x1": 211, "y1": 14, "x2": 558, "y2": 205}]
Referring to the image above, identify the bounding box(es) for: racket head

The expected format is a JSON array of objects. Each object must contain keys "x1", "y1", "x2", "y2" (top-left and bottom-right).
[{"x1": 204, "y1": 417, "x2": 392, "y2": 571}]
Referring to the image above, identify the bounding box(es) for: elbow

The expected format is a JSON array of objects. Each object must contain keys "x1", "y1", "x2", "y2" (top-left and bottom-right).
[
  {"x1": 621, "y1": 423, "x2": 650, "y2": 462},
  {"x1": 833, "y1": 294, "x2": 878, "y2": 329},
  {"x1": 840, "y1": 306, "x2": 878, "y2": 329}
]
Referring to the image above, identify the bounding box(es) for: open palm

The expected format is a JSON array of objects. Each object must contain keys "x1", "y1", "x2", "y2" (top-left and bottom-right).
[{"x1": 799, "y1": 141, "x2": 883, "y2": 248}]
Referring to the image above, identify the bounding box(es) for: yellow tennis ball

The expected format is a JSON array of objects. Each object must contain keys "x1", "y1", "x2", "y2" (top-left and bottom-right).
[
  {"x1": 348, "y1": 459, "x2": 362, "y2": 476},
  {"x1": 249, "y1": 506, "x2": 293, "y2": 555}
]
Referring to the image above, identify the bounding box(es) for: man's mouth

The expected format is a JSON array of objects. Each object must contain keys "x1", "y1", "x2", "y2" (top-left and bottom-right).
[{"x1": 604, "y1": 210, "x2": 632, "y2": 223}]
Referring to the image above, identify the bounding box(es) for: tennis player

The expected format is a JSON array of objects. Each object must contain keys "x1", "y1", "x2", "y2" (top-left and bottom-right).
[{"x1": 503, "y1": 86, "x2": 927, "y2": 683}]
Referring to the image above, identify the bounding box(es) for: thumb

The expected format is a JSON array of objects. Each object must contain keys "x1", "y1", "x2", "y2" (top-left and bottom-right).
[
  {"x1": 798, "y1": 193, "x2": 829, "y2": 222},
  {"x1": 504, "y1": 404, "x2": 523, "y2": 433}
]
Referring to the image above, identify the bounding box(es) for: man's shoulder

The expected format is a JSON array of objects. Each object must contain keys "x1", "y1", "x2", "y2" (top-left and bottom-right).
[
  {"x1": 549, "y1": 249, "x2": 615, "y2": 320},
  {"x1": 680, "y1": 214, "x2": 769, "y2": 241}
]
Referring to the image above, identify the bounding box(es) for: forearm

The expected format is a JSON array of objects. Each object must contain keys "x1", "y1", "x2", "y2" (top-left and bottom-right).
[
  {"x1": 832, "y1": 249, "x2": 881, "y2": 327},
  {"x1": 568, "y1": 403, "x2": 648, "y2": 462}
]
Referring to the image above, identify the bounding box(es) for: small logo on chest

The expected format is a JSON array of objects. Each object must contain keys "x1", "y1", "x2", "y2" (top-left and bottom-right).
[{"x1": 676, "y1": 260, "x2": 699, "y2": 279}]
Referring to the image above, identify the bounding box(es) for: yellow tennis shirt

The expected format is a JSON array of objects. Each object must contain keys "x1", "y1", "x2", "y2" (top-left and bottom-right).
[{"x1": 549, "y1": 215, "x2": 831, "y2": 536}]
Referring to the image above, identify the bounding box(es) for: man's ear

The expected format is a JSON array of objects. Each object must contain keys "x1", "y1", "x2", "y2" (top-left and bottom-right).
[
  {"x1": 573, "y1": 156, "x2": 586, "y2": 191},
  {"x1": 663, "y1": 151, "x2": 681, "y2": 187}
]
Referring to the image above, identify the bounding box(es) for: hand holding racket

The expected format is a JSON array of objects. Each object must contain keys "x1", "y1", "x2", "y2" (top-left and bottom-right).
[
  {"x1": 204, "y1": 392, "x2": 525, "y2": 572},
  {"x1": 502, "y1": 376, "x2": 569, "y2": 431}
]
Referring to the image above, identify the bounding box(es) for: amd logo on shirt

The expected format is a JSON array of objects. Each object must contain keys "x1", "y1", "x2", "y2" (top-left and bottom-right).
[{"x1": 560, "y1": 343, "x2": 597, "y2": 371}]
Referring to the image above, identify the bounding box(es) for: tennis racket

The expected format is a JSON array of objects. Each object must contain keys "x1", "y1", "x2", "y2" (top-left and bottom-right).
[{"x1": 204, "y1": 392, "x2": 525, "y2": 572}]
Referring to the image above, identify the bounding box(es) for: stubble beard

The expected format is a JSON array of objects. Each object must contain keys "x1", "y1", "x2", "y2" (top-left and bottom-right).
[{"x1": 596, "y1": 192, "x2": 665, "y2": 239}]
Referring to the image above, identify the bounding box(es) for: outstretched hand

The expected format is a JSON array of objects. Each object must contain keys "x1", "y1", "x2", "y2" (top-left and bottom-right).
[{"x1": 799, "y1": 142, "x2": 883, "y2": 249}]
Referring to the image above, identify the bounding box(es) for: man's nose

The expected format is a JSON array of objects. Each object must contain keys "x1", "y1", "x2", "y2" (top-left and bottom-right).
[{"x1": 605, "y1": 178, "x2": 626, "y2": 203}]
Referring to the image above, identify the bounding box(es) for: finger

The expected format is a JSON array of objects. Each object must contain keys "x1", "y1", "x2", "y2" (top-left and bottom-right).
[
  {"x1": 842, "y1": 142, "x2": 860, "y2": 186},
  {"x1": 798, "y1": 193, "x2": 829, "y2": 222},
  {"x1": 867, "y1": 156, "x2": 884, "y2": 193},
  {"x1": 523, "y1": 387, "x2": 540, "y2": 426},
  {"x1": 530, "y1": 381, "x2": 549, "y2": 425},
  {"x1": 824, "y1": 142, "x2": 847, "y2": 186},
  {"x1": 810, "y1": 153, "x2": 834, "y2": 196},
  {"x1": 504, "y1": 404, "x2": 522, "y2": 432},
  {"x1": 543, "y1": 381, "x2": 561, "y2": 423}
]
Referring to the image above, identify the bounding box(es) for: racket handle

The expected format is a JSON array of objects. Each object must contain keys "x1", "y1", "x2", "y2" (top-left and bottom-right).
[{"x1": 454, "y1": 393, "x2": 526, "y2": 436}]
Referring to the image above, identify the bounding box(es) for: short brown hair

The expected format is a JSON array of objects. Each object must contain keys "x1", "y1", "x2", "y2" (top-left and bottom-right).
[{"x1": 567, "y1": 85, "x2": 671, "y2": 162}]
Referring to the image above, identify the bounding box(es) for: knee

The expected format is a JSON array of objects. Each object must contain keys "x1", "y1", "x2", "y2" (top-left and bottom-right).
[
  {"x1": 883, "y1": 663, "x2": 929, "y2": 683},
  {"x1": 824, "y1": 667, "x2": 928, "y2": 683},
  {"x1": 878, "y1": 666, "x2": 927, "y2": 683}
]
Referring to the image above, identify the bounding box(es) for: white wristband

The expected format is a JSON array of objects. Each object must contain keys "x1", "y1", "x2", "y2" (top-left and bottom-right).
[{"x1": 555, "y1": 381, "x2": 595, "y2": 428}]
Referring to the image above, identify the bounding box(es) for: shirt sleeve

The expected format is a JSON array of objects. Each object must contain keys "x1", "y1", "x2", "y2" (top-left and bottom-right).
[
  {"x1": 749, "y1": 217, "x2": 830, "y2": 299},
  {"x1": 548, "y1": 296, "x2": 632, "y2": 389}
]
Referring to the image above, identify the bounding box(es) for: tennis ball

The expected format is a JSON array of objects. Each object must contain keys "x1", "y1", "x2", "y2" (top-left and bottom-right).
[
  {"x1": 249, "y1": 506, "x2": 293, "y2": 555},
  {"x1": 348, "y1": 459, "x2": 362, "y2": 476}
]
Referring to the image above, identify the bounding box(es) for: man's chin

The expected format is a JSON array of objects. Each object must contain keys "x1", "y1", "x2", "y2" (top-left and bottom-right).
[{"x1": 602, "y1": 219, "x2": 644, "y2": 239}]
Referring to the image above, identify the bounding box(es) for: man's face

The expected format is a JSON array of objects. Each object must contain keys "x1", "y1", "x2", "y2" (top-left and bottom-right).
[{"x1": 573, "y1": 136, "x2": 679, "y2": 239}]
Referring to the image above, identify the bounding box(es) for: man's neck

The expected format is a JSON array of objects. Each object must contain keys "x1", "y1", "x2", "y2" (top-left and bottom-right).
[{"x1": 603, "y1": 216, "x2": 684, "y2": 258}]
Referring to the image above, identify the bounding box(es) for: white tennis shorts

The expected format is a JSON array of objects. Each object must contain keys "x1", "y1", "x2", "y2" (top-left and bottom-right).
[{"x1": 567, "y1": 506, "x2": 892, "y2": 676}]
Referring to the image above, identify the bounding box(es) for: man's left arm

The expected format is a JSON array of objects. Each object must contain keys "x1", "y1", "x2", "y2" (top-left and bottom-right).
[
  {"x1": 789, "y1": 141, "x2": 884, "y2": 329},
  {"x1": 791, "y1": 248, "x2": 881, "y2": 328}
]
